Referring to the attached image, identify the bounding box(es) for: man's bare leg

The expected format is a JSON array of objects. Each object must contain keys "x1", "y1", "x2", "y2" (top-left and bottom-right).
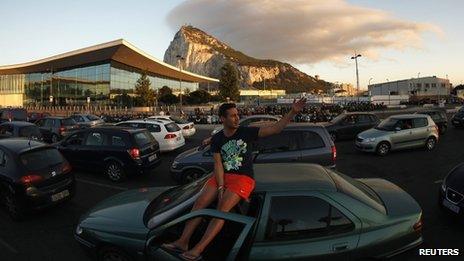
[
  {"x1": 163, "y1": 185, "x2": 218, "y2": 251},
  {"x1": 181, "y1": 189, "x2": 241, "y2": 258}
]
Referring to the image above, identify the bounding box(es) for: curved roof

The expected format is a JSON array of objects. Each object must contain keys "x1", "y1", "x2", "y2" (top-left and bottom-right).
[{"x1": 0, "y1": 39, "x2": 218, "y2": 83}]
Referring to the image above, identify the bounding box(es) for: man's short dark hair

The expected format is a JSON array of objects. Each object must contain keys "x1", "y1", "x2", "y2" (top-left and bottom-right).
[{"x1": 218, "y1": 103, "x2": 236, "y2": 117}]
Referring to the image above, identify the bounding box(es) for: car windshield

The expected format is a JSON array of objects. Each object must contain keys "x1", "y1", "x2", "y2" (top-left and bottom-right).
[
  {"x1": 375, "y1": 118, "x2": 398, "y2": 131},
  {"x1": 170, "y1": 116, "x2": 189, "y2": 124},
  {"x1": 326, "y1": 169, "x2": 386, "y2": 214},
  {"x1": 20, "y1": 148, "x2": 65, "y2": 171},
  {"x1": 134, "y1": 131, "x2": 155, "y2": 147},
  {"x1": 165, "y1": 122, "x2": 180, "y2": 132},
  {"x1": 19, "y1": 126, "x2": 41, "y2": 138},
  {"x1": 144, "y1": 175, "x2": 210, "y2": 222},
  {"x1": 329, "y1": 114, "x2": 345, "y2": 123},
  {"x1": 86, "y1": 115, "x2": 100, "y2": 121}
]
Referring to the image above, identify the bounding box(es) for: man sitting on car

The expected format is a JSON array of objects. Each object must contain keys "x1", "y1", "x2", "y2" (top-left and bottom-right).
[{"x1": 163, "y1": 99, "x2": 306, "y2": 260}]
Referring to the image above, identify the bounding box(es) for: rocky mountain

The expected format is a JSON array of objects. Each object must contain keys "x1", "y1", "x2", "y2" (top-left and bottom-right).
[{"x1": 164, "y1": 26, "x2": 331, "y2": 93}]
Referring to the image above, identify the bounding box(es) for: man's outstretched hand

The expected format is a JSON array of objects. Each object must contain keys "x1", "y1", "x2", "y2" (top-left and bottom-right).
[{"x1": 291, "y1": 97, "x2": 307, "y2": 114}]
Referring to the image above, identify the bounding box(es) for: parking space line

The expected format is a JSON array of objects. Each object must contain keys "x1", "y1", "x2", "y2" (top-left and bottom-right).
[
  {"x1": 76, "y1": 178, "x2": 128, "y2": 191},
  {"x1": 0, "y1": 236, "x2": 18, "y2": 254}
]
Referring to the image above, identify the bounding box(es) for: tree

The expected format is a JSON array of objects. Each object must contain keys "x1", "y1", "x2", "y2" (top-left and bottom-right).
[
  {"x1": 219, "y1": 62, "x2": 240, "y2": 101},
  {"x1": 186, "y1": 89, "x2": 211, "y2": 104},
  {"x1": 159, "y1": 93, "x2": 179, "y2": 105},
  {"x1": 159, "y1": 86, "x2": 173, "y2": 97},
  {"x1": 134, "y1": 72, "x2": 155, "y2": 106}
]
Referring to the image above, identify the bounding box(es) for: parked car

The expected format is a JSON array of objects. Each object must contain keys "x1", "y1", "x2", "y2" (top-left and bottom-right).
[
  {"x1": 451, "y1": 107, "x2": 464, "y2": 128},
  {"x1": 211, "y1": 114, "x2": 280, "y2": 136},
  {"x1": 75, "y1": 163, "x2": 423, "y2": 261},
  {"x1": 415, "y1": 110, "x2": 448, "y2": 134},
  {"x1": 0, "y1": 139, "x2": 74, "y2": 220},
  {"x1": 27, "y1": 112, "x2": 51, "y2": 123},
  {"x1": 0, "y1": 108, "x2": 28, "y2": 123},
  {"x1": 355, "y1": 114, "x2": 439, "y2": 156},
  {"x1": 35, "y1": 117, "x2": 80, "y2": 143},
  {"x1": 322, "y1": 112, "x2": 380, "y2": 141},
  {"x1": 70, "y1": 114, "x2": 105, "y2": 128},
  {"x1": 439, "y1": 163, "x2": 464, "y2": 217},
  {"x1": 171, "y1": 123, "x2": 336, "y2": 184},
  {"x1": 116, "y1": 120, "x2": 185, "y2": 152},
  {"x1": 55, "y1": 126, "x2": 161, "y2": 182},
  {"x1": 0, "y1": 121, "x2": 43, "y2": 141},
  {"x1": 148, "y1": 116, "x2": 196, "y2": 138}
]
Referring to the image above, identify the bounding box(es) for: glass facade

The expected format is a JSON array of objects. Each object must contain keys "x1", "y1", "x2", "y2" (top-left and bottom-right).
[{"x1": 0, "y1": 61, "x2": 199, "y2": 107}]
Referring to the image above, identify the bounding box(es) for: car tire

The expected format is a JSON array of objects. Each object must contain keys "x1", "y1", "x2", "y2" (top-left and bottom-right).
[
  {"x1": 98, "y1": 246, "x2": 133, "y2": 261},
  {"x1": 182, "y1": 169, "x2": 205, "y2": 184},
  {"x1": 105, "y1": 161, "x2": 126, "y2": 182},
  {"x1": 425, "y1": 137, "x2": 437, "y2": 151},
  {"x1": 51, "y1": 134, "x2": 59, "y2": 143},
  {"x1": 376, "y1": 142, "x2": 390, "y2": 156},
  {"x1": 329, "y1": 132, "x2": 337, "y2": 142},
  {"x1": 1, "y1": 184, "x2": 24, "y2": 221}
]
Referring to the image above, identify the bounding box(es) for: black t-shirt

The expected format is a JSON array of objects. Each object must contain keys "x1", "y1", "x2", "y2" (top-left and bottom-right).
[{"x1": 211, "y1": 126, "x2": 260, "y2": 178}]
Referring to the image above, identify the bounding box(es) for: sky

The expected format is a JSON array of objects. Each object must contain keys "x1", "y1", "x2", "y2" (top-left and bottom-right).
[{"x1": 0, "y1": 0, "x2": 463, "y2": 89}]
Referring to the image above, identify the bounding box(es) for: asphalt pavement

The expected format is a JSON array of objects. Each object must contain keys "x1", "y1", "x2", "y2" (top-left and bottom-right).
[{"x1": 0, "y1": 124, "x2": 463, "y2": 261}]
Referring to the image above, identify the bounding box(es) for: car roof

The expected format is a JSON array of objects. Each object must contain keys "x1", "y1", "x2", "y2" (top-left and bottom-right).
[
  {"x1": 0, "y1": 138, "x2": 48, "y2": 154},
  {"x1": 0, "y1": 121, "x2": 36, "y2": 127},
  {"x1": 88, "y1": 125, "x2": 144, "y2": 133},
  {"x1": 122, "y1": 119, "x2": 164, "y2": 124},
  {"x1": 253, "y1": 163, "x2": 336, "y2": 192},
  {"x1": 342, "y1": 112, "x2": 376, "y2": 115},
  {"x1": 43, "y1": 116, "x2": 67, "y2": 119},
  {"x1": 390, "y1": 114, "x2": 428, "y2": 119}
]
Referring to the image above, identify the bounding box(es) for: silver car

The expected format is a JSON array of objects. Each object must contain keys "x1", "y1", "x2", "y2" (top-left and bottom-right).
[{"x1": 355, "y1": 114, "x2": 439, "y2": 156}]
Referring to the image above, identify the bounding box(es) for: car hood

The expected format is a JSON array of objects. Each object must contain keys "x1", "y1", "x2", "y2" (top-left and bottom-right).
[
  {"x1": 175, "y1": 146, "x2": 201, "y2": 161},
  {"x1": 80, "y1": 187, "x2": 169, "y2": 230},
  {"x1": 358, "y1": 128, "x2": 388, "y2": 139},
  {"x1": 445, "y1": 169, "x2": 464, "y2": 194},
  {"x1": 358, "y1": 178, "x2": 421, "y2": 217}
]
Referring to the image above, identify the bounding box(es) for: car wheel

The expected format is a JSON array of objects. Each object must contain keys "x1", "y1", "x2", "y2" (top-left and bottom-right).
[
  {"x1": 106, "y1": 161, "x2": 126, "y2": 182},
  {"x1": 51, "y1": 134, "x2": 59, "y2": 143},
  {"x1": 425, "y1": 137, "x2": 437, "y2": 151},
  {"x1": 2, "y1": 185, "x2": 24, "y2": 220},
  {"x1": 440, "y1": 125, "x2": 447, "y2": 135},
  {"x1": 98, "y1": 246, "x2": 133, "y2": 261},
  {"x1": 329, "y1": 132, "x2": 337, "y2": 142},
  {"x1": 182, "y1": 169, "x2": 205, "y2": 184},
  {"x1": 376, "y1": 142, "x2": 390, "y2": 156}
]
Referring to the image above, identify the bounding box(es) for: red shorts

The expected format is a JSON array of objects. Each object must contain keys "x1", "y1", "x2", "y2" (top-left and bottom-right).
[{"x1": 206, "y1": 173, "x2": 255, "y2": 200}]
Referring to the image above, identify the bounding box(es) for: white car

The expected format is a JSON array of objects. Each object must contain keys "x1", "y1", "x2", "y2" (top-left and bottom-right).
[
  {"x1": 116, "y1": 119, "x2": 185, "y2": 152},
  {"x1": 147, "y1": 116, "x2": 196, "y2": 138}
]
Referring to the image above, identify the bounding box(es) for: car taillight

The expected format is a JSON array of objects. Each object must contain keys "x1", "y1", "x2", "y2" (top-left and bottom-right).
[
  {"x1": 331, "y1": 146, "x2": 337, "y2": 162},
  {"x1": 164, "y1": 134, "x2": 177, "y2": 139},
  {"x1": 413, "y1": 216, "x2": 423, "y2": 232},
  {"x1": 20, "y1": 174, "x2": 44, "y2": 185},
  {"x1": 59, "y1": 126, "x2": 66, "y2": 134},
  {"x1": 62, "y1": 161, "x2": 72, "y2": 173},
  {"x1": 128, "y1": 148, "x2": 140, "y2": 159},
  {"x1": 183, "y1": 125, "x2": 190, "y2": 130}
]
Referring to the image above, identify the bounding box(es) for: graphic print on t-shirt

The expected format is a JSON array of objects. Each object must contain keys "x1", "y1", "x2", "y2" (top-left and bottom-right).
[{"x1": 221, "y1": 139, "x2": 247, "y2": 171}]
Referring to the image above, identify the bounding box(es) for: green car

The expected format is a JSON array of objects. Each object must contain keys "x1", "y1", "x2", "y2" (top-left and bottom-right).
[{"x1": 75, "y1": 163, "x2": 423, "y2": 261}]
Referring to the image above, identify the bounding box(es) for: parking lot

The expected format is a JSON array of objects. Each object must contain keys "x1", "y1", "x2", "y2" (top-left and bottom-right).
[{"x1": 0, "y1": 123, "x2": 463, "y2": 261}]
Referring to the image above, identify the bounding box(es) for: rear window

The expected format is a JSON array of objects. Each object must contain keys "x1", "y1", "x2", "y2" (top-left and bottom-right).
[
  {"x1": 326, "y1": 169, "x2": 386, "y2": 214},
  {"x1": 300, "y1": 131, "x2": 325, "y2": 149},
  {"x1": 413, "y1": 118, "x2": 428, "y2": 128},
  {"x1": 20, "y1": 148, "x2": 64, "y2": 171},
  {"x1": 165, "y1": 122, "x2": 180, "y2": 132},
  {"x1": 134, "y1": 131, "x2": 155, "y2": 147},
  {"x1": 2, "y1": 109, "x2": 27, "y2": 120},
  {"x1": 19, "y1": 126, "x2": 41, "y2": 138},
  {"x1": 62, "y1": 118, "x2": 77, "y2": 126}
]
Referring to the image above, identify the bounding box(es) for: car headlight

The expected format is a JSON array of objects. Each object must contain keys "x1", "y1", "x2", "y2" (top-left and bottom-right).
[
  {"x1": 441, "y1": 178, "x2": 447, "y2": 192},
  {"x1": 76, "y1": 225, "x2": 83, "y2": 235},
  {"x1": 172, "y1": 161, "x2": 179, "y2": 169},
  {"x1": 365, "y1": 137, "x2": 376, "y2": 142}
]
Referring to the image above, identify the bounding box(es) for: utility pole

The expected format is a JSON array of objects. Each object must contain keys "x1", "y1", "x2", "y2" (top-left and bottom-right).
[
  {"x1": 176, "y1": 55, "x2": 185, "y2": 114},
  {"x1": 351, "y1": 53, "x2": 361, "y2": 101}
]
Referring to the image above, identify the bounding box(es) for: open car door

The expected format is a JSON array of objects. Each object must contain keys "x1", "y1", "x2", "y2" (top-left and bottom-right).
[{"x1": 146, "y1": 209, "x2": 256, "y2": 261}]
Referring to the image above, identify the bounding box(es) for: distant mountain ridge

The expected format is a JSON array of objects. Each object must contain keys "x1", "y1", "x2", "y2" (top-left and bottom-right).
[{"x1": 164, "y1": 26, "x2": 330, "y2": 93}]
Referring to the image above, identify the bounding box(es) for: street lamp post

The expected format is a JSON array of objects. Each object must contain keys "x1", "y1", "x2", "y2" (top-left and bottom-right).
[
  {"x1": 351, "y1": 53, "x2": 362, "y2": 100},
  {"x1": 176, "y1": 55, "x2": 185, "y2": 114}
]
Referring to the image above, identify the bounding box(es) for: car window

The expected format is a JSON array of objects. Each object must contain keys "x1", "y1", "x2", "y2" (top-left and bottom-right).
[
  {"x1": 19, "y1": 126, "x2": 41, "y2": 138},
  {"x1": 299, "y1": 131, "x2": 325, "y2": 149},
  {"x1": 35, "y1": 119, "x2": 45, "y2": 127},
  {"x1": 257, "y1": 131, "x2": 298, "y2": 153},
  {"x1": 20, "y1": 148, "x2": 65, "y2": 171},
  {"x1": 147, "y1": 123, "x2": 161, "y2": 132},
  {"x1": 342, "y1": 115, "x2": 356, "y2": 125},
  {"x1": 72, "y1": 115, "x2": 84, "y2": 122},
  {"x1": 62, "y1": 118, "x2": 77, "y2": 126},
  {"x1": 357, "y1": 115, "x2": 372, "y2": 123},
  {"x1": 85, "y1": 132, "x2": 105, "y2": 146},
  {"x1": 66, "y1": 132, "x2": 86, "y2": 145},
  {"x1": 165, "y1": 122, "x2": 180, "y2": 132},
  {"x1": 395, "y1": 119, "x2": 413, "y2": 130},
  {"x1": 87, "y1": 115, "x2": 100, "y2": 121},
  {"x1": 111, "y1": 135, "x2": 126, "y2": 147},
  {"x1": 369, "y1": 115, "x2": 378, "y2": 122},
  {"x1": 134, "y1": 131, "x2": 155, "y2": 147},
  {"x1": 413, "y1": 118, "x2": 428, "y2": 128},
  {"x1": 265, "y1": 196, "x2": 354, "y2": 241},
  {"x1": 0, "y1": 124, "x2": 13, "y2": 136},
  {"x1": 44, "y1": 119, "x2": 54, "y2": 127}
]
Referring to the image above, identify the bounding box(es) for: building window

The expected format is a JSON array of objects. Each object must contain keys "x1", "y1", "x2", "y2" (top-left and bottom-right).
[
  {"x1": 431, "y1": 83, "x2": 436, "y2": 88},
  {"x1": 425, "y1": 83, "x2": 430, "y2": 88},
  {"x1": 416, "y1": 83, "x2": 422, "y2": 88}
]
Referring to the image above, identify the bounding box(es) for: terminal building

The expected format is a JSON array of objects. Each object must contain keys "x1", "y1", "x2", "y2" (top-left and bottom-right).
[
  {"x1": 0, "y1": 39, "x2": 218, "y2": 107},
  {"x1": 368, "y1": 76, "x2": 452, "y2": 101}
]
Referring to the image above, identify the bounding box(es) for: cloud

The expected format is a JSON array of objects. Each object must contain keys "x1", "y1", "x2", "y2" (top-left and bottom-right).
[{"x1": 167, "y1": 0, "x2": 441, "y2": 65}]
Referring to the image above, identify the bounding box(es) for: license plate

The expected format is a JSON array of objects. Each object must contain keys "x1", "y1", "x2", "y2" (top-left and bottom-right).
[
  {"x1": 148, "y1": 154, "x2": 157, "y2": 162},
  {"x1": 442, "y1": 199, "x2": 460, "y2": 213},
  {"x1": 51, "y1": 190, "x2": 70, "y2": 202}
]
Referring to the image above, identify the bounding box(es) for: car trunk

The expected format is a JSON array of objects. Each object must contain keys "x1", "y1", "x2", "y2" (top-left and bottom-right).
[{"x1": 133, "y1": 131, "x2": 160, "y2": 164}]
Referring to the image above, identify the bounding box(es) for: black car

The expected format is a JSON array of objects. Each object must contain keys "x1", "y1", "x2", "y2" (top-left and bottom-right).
[
  {"x1": 415, "y1": 110, "x2": 448, "y2": 134},
  {"x1": 439, "y1": 163, "x2": 464, "y2": 217},
  {"x1": 0, "y1": 121, "x2": 43, "y2": 140},
  {"x1": 451, "y1": 107, "x2": 464, "y2": 128},
  {"x1": 322, "y1": 112, "x2": 380, "y2": 141},
  {"x1": 35, "y1": 116, "x2": 80, "y2": 143},
  {"x1": 171, "y1": 123, "x2": 336, "y2": 183},
  {"x1": 0, "y1": 139, "x2": 74, "y2": 220},
  {"x1": 0, "y1": 108, "x2": 28, "y2": 123},
  {"x1": 55, "y1": 126, "x2": 161, "y2": 182}
]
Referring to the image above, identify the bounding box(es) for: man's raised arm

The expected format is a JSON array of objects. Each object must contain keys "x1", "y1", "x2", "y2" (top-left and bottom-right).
[{"x1": 258, "y1": 98, "x2": 306, "y2": 138}]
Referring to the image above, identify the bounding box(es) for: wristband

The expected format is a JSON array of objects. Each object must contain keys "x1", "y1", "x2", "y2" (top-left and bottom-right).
[{"x1": 217, "y1": 185, "x2": 224, "y2": 191}]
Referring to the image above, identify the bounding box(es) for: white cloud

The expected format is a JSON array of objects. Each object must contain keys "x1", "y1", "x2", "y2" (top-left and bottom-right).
[{"x1": 167, "y1": 0, "x2": 441, "y2": 64}]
